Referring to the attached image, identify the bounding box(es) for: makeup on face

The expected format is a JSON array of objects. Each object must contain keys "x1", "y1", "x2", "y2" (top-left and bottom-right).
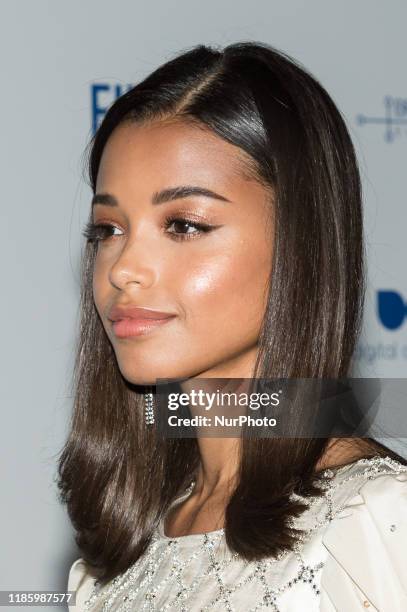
[{"x1": 90, "y1": 120, "x2": 272, "y2": 384}]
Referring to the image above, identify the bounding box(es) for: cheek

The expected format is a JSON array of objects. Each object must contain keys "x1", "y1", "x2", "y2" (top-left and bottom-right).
[
  {"x1": 176, "y1": 242, "x2": 270, "y2": 332},
  {"x1": 92, "y1": 254, "x2": 110, "y2": 313}
]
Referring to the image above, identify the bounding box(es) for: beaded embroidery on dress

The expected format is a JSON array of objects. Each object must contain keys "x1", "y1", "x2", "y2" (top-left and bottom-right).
[{"x1": 77, "y1": 456, "x2": 407, "y2": 612}]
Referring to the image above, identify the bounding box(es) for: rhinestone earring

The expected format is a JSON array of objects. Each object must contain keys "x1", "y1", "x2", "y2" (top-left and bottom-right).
[{"x1": 144, "y1": 389, "x2": 155, "y2": 426}]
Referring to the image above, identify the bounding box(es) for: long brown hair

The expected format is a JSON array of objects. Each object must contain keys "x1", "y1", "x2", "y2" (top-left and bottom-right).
[{"x1": 57, "y1": 41, "x2": 405, "y2": 583}]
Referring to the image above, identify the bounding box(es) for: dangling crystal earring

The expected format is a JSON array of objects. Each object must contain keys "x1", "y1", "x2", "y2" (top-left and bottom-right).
[{"x1": 144, "y1": 388, "x2": 155, "y2": 426}]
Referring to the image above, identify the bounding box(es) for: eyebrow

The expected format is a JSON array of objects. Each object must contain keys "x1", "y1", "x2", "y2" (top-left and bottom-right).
[{"x1": 91, "y1": 185, "x2": 232, "y2": 208}]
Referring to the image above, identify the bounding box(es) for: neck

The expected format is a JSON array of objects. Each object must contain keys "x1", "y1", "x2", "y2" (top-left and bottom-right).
[{"x1": 179, "y1": 353, "x2": 256, "y2": 498}]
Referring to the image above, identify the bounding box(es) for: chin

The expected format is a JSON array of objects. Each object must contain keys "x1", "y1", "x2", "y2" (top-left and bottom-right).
[
  {"x1": 118, "y1": 367, "x2": 164, "y2": 388},
  {"x1": 115, "y1": 359, "x2": 181, "y2": 388},
  {"x1": 115, "y1": 355, "x2": 213, "y2": 389}
]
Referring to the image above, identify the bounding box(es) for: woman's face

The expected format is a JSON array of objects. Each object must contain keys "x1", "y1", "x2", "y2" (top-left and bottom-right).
[{"x1": 92, "y1": 119, "x2": 273, "y2": 385}]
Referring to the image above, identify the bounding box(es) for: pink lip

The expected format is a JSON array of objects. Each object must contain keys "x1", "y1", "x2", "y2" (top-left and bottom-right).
[
  {"x1": 108, "y1": 304, "x2": 176, "y2": 321},
  {"x1": 111, "y1": 316, "x2": 176, "y2": 338}
]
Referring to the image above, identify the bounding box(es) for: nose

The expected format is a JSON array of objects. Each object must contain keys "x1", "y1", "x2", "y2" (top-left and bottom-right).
[{"x1": 108, "y1": 237, "x2": 157, "y2": 291}]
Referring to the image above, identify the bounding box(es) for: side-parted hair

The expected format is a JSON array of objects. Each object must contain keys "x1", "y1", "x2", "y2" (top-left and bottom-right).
[{"x1": 57, "y1": 41, "x2": 405, "y2": 583}]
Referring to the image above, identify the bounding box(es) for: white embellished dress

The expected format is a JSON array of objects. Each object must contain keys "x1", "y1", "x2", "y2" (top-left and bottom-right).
[{"x1": 68, "y1": 456, "x2": 407, "y2": 611}]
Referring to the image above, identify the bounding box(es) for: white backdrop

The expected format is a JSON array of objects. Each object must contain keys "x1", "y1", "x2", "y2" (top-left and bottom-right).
[{"x1": 1, "y1": 1, "x2": 406, "y2": 607}]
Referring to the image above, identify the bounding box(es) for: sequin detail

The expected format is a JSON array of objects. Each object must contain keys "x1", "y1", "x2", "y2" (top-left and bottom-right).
[{"x1": 82, "y1": 456, "x2": 407, "y2": 611}]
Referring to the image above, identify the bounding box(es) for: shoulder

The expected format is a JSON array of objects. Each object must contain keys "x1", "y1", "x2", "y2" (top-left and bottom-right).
[
  {"x1": 67, "y1": 557, "x2": 97, "y2": 612},
  {"x1": 320, "y1": 463, "x2": 407, "y2": 611}
]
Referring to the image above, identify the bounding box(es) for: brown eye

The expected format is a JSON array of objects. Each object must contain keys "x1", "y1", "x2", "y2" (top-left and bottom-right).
[
  {"x1": 164, "y1": 216, "x2": 215, "y2": 241},
  {"x1": 82, "y1": 222, "x2": 123, "y2": 243}
]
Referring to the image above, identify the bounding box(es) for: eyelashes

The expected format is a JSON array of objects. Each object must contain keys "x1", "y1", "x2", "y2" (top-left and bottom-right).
[
  {"x1": 82, "y1": 222, "x2": 122, "y2": 243},
  {"x1": 163, "y1": 215, "x2": 216, "y2": 240},
  {"x1": 82, "y1": 215, "x2": 217, "y2": 244}
]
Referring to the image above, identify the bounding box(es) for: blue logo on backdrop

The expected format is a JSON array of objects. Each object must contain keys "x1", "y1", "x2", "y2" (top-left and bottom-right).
[
  {"x1": 355, "y1": 290, "x2": 407, "y2": 364},
  {"x1": 357, "y1": 96, "x2": 407, "y2": 142},
  {"x1": 378, "y1": 290, "x2": 407, "y2": 330},
  {"x1": 91, "y1": 83, "x2": 134, "y2": 134}
]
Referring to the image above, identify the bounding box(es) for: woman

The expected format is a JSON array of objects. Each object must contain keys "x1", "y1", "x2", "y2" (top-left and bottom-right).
[{"x1": 59, "y1": 41, "x2": 407, "y2": 611}]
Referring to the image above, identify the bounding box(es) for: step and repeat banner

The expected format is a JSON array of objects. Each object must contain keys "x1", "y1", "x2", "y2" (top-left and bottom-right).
[{"x1": 1, "y1": 0, "x2": 406, "y2": 608}]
